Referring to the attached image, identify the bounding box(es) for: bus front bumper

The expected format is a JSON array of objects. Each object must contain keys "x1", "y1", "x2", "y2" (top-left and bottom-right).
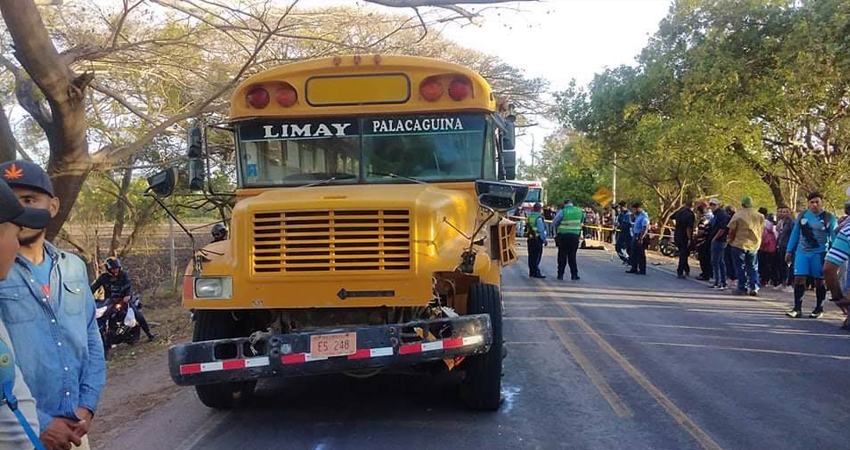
[{"x1": 168, "y1": 314, "x2": 492, "y2": 386}]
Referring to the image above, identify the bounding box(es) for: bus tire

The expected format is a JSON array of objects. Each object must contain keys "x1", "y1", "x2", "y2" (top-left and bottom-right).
[
  {"x1": 193, "y1": 310, "x2": 257, "y2": 409},
  {"x1": 460, "y1": 283, "x2": 504, "y2": 411}
]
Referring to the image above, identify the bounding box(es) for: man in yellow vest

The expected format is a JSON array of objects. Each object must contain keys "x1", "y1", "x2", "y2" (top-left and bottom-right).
[
  {"x1": 553, "y1": 200, "x2": 584, "y2": 280},
  {"x1": 526, "y1": 203, "x2": 548, "y2": 279}
]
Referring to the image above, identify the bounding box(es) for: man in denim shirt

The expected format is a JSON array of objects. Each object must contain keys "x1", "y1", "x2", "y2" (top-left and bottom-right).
[
  {"x1": 0, "y1": 178, "x2": 51, "y2": 448},
  {"x1": 0, "y1": 160, "x2": 105, "y2": 450}
]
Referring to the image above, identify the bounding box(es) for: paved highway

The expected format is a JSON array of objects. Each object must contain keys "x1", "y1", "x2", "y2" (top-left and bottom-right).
[{"x1": 106, "y1": 247, "x2": 849, "y2": 450}]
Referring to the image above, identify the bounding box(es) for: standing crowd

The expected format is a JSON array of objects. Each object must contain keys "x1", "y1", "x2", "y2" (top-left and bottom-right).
[
  {"x1": 614, "y1": 192, "x2": 850, "y2": 327},
  {"x1": 526, "y1": 192, "x2": 850, "y2": 331}
]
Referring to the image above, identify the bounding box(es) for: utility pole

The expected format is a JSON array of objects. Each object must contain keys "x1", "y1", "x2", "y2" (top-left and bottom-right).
[
  {"x1": 530, "y1": 134, "x2": 536, "y2": 171},
  {"x1": 612, "y1": 152, "x2": 618, "y2": 205},
  {"x1": 169, "y1": 215, "x2": 177, "y2": 291}
]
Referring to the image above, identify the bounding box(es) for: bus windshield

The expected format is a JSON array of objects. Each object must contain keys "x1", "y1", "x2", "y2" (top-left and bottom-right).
[
  {"x1": 525, "y1": 188, "x2": 542, "y2": 203},
  {"x1": 237, "y1": 114, "x2": 488, "y2": 187}
]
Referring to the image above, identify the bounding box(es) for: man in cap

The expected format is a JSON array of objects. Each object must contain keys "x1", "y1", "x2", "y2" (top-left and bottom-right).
[
  {"x1": 0, "y1": 178, "x2": 50, "y2": 448},
  {"x1": 726, "y1": 196, "x2": 765, "y2": 296},
  {"x1": 552, "y1": 200, "x2": 583, "y2": 280},
  {"x1": 526, "y1": 202, "x2": 548, "y2": 279},
  {"x1": 0, "y1": 160, "x2": 106, "y2": 450}
]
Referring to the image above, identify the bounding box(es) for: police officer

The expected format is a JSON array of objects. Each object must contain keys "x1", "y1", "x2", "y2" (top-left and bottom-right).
[
  {"x1": 553, "y1": 200, "x2": 584, "y2": 281},
  {"x1": 526, "y1": 203, "x2": 548, "y2": 279},
  {"x1": 91, "y1": 257, "x2": 156, "y2": 341},
  {"x1": 615, "y1": 201, "x2": 632, "y2": 265}
]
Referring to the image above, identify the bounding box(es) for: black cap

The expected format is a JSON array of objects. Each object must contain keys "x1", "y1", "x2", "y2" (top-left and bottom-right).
[
  {"x1": 0, "y1": 160, "x2": 54, "y2": 197},
  {"x1": 0, "y1": 179, "x2": 50, "y2": 229}
]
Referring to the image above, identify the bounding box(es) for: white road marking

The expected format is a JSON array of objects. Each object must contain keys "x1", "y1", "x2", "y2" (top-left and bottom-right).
[
  {"x1": 174, "y1": 410, "x2": 232, "y2": 450},
  {"x1": 638, "y1": 341, "x2": 850, "y2": 361}
]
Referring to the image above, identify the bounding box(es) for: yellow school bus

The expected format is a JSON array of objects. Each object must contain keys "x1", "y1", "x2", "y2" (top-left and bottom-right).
[{"x1": 153, "y1": 55, "x2": 526, "y2": 411}]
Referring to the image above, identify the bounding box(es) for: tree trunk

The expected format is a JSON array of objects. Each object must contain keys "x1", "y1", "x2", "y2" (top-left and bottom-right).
[
  {"x1": 109, "y1": 164, "x2": 134, "y2": 255},
  {"x1": 0, "y1": 0, "x2": 93, "y2": 241},
  {"x1": 729, "y1": 141, "x2": 786, "y2": 208},
  {"x1": 0, "y1": 105, "x2": 20, "y2": 162}
]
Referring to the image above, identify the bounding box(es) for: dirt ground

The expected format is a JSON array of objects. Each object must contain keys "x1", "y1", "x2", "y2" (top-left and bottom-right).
[
  {"x1": 88, "y1": 300, "x2": 193, "y2": 447},
  {"x1": 51, "y1": 223, "x2": 210, "y2": 446}
]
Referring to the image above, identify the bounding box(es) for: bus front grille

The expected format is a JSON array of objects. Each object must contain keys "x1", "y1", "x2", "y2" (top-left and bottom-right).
[{"x1": 251, "y1": 209, "x2": 412, "y2": 274}]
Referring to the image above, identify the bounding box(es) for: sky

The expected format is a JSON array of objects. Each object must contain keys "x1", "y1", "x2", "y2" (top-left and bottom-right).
[
  {"x1": 304, "y1": 0, "x2": 672, "y2": 164},
  {"x1": 436, "y1": 0, "x2": 673, "y2": 164}
]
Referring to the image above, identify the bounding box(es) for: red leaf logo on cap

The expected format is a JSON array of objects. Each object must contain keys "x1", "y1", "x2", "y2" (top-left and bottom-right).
[{"x1": 3, "y1": 164, "x2": 23, "y2": 180}]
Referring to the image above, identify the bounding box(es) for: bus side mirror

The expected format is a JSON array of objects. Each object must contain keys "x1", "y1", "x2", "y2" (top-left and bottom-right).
[
  {"x1": 146, "y1": 168, "x2": 178, "y2": 198},
  {"x1": 188, "y1": 127, "x2": 202, "y2": 158},
  {"x1": 475, "y1": 180, "x2": 528, "y2": 212},
  {"x1": 501, "y1": 114, "x2": 516, "y2": 151},
  {"x1": 187, "y1": 127, "x2": 205, "y2": 191},
  {"x1": 502, "y1": 150, "x2": 517, "y2": 180}
]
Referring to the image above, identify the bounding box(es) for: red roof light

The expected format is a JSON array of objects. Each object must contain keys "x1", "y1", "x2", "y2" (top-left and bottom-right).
[
  {"x1": 246, "y1": 87, "x2": 270, "y2": 109},
  {"x1": 448, "y1": 77, "x2": 472, "y2": 101},
  {"x1": 275, "y1": 83, "x2": 298, "y2": 107},
  {"x1": 420, "y1": 77, "x2": 443, "y2": 102}
]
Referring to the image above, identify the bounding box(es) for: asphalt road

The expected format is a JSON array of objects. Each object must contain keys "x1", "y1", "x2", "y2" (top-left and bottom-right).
[{"x1": 111, "y1": 247, "x2": 849, "y2": 450}]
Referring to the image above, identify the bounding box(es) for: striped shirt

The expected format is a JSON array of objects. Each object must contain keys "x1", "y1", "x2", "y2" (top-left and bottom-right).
[{"x1": 825, "y1": 219, "x2": 850, "y2": 266}]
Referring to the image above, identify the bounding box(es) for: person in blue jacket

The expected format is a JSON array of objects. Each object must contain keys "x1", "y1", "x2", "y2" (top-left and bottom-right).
[{"x1": 526, "y1": 203, "x2": 548, "y2": 279}]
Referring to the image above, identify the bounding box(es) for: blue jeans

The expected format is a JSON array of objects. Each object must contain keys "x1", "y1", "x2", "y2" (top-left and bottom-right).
[
  {"x1": 711, "y1": 241, "x2": 727, "y2": 286},
  {"x1": 731, "y1": 246, "x2": 759, "y2": 292}
]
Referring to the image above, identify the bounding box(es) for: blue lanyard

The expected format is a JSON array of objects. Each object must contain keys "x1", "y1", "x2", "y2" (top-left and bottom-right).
[{"x1": 2, "y1": 382, "x2": 48, "y2": 450}]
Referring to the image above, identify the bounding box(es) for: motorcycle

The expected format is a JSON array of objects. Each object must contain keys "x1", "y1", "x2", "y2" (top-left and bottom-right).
[
  {"x1": 96, "y1": 294, "x2": 142, "y2": 357},
  {"x1": 659, "y1": 236, "x2": 680, "y2": 258}
]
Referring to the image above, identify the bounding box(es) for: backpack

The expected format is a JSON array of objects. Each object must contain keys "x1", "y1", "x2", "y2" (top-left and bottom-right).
[{"x1": 760, "y1": 226, "x2": 777, "y2": 253}]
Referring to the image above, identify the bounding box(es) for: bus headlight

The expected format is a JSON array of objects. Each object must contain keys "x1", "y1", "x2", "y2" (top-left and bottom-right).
[{"x1": 194, "y1": 277, "x2": 232, "y2": 299}]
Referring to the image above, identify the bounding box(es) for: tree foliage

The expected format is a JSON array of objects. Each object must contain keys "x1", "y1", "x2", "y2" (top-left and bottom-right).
[{"x1": 554, "y1": 0, "x2": 850, "y2": 219}]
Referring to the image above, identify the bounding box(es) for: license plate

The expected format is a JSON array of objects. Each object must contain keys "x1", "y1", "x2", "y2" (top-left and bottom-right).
[{"x1": 310, "y1": 332, "x2": 357, "y2": 358}]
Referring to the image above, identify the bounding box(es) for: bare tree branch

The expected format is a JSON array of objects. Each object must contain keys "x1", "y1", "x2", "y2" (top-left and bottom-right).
[
  {"x1": 90, "y1": 81, "x2": 156, "y2": 125},
  {"x1": 365, "y1": 0, "x2": 533, "y2": 6},
  {"x1": 0, "y1": 103, "x2": 22, "y2": 162}
]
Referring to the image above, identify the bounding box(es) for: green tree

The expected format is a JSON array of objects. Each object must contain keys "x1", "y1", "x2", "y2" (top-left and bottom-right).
[{"x1": 553, "y1": 0, "x2": 850, "y2": 220}]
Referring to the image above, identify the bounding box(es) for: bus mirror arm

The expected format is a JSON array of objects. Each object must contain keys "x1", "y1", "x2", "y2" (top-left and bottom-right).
[
  {"x1": 457, "y1": 204, "x2": 496, "y2": 274},
  {"x1": 144, "y1": 187, "x2": 203, "y2": 277}
]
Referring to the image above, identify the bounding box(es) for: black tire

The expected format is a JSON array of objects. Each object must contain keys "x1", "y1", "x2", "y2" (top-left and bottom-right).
[
  {"x1": 193, "y1": 310, "x2": 257, "y2": 409},
  {"x1": 101, "y1": 332, "x2": 110, "y2": 359},
  {"x1": 127, "y1": 326, "x2": 141, "y2": 345},
  {"x1": 460, "y1": 284, "x2": 503, "y2": 411}
]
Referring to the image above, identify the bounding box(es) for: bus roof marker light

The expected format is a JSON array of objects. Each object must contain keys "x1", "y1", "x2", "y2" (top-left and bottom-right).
[
  {"x1": 420, "y1": 77, "x2": 443, "y2": 102},
  {"x1": 333, "y1": 57, "x2": 342, "y2": 66},
  {"x1": 448, "y1": 76, "x2": 472, "y2": 101},
  {"x1": 275, "y1": 83, "x2": 298, "y2": 107},
  {"x1": 353, "y1": 55, "x2": 362, "y2": 65},
  {"x1": 373, "y1": 54, "x2": 382, "y2": 65},
  {"x1": 246, "y1": 87, "x2": 269, "y2": 109}
]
